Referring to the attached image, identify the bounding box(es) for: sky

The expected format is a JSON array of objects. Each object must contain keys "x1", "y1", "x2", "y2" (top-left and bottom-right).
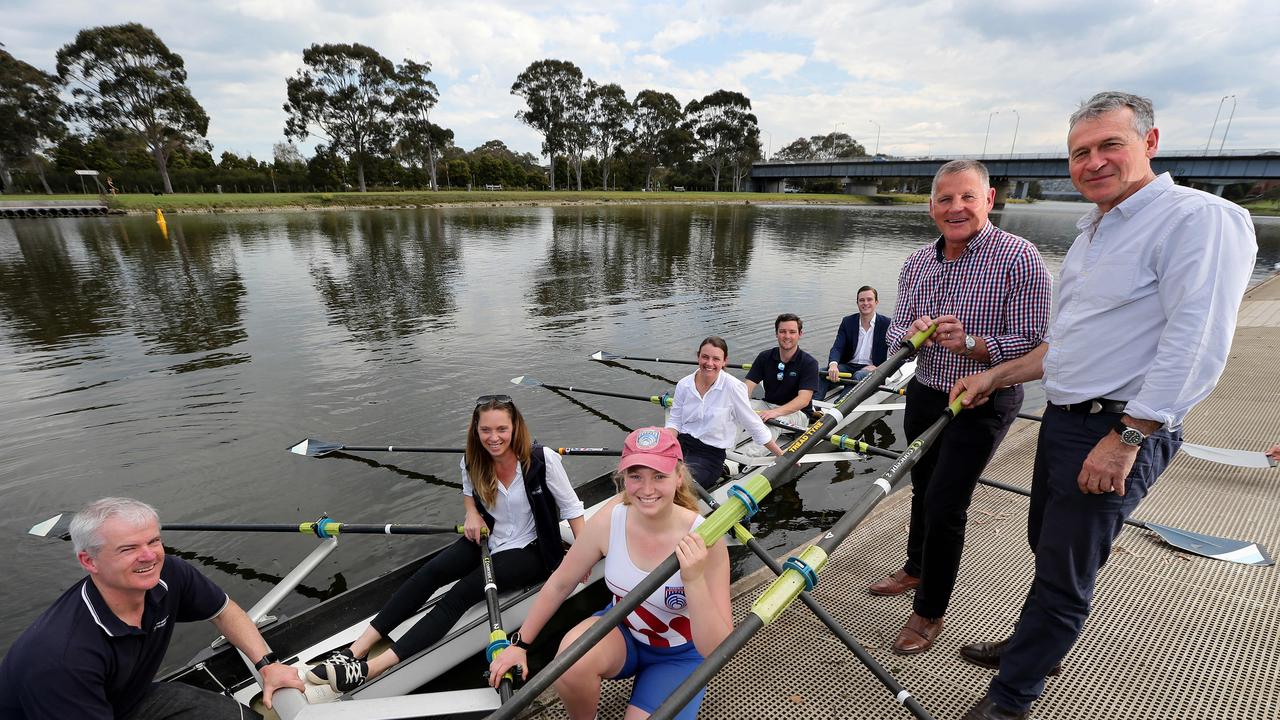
[{"x1": 5, "y1": 0, "x2": 1278, "y2": 163}]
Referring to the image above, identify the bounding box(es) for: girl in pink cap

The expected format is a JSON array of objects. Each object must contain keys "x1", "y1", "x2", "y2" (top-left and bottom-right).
[{"x1": 489, "y1": 426, "x2": 732, "y2": 720}]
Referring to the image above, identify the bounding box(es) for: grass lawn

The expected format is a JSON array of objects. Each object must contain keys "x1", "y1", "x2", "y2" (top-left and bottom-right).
[{"x1": 5, "y1": 190, "x2": 930, "y2": 213}]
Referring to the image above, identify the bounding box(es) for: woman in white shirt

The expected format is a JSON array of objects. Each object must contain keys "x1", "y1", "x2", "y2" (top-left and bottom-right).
[
  {"x1": 666, "y1": 336, "x2": 782, "y2": 488},
  {"x1": 306, "y1": 395, "x2": 586, "y2": 693}
]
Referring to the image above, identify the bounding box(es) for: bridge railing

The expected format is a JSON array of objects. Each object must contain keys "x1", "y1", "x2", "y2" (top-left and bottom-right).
[{"x1": 756, "y1": 148, "x2": 1279, "y2": 165}]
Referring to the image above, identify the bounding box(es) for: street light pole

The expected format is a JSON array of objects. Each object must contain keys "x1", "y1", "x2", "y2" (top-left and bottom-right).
[
  {"x1": 1008, "y1": 110, "x2": 1020, "y2": 157},
  {"x1": 1218, "y1": 95, "x2": 1237, "y2": 153},
  {"x1": 764, "y1": 130, "x2": 772, "y2": 161},
  {"x1": 1206, "y1": 95, "x2": 1229, "y2": 154},
  {"x1": 868, "y1": 119, "x2": 880, "y2": 156},
  {"x1": 983, "y1": 110, "x2": 999, "y2": 157}
]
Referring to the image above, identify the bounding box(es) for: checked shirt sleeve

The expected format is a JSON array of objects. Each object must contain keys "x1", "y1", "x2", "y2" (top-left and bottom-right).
[
  {"x1": 983, "y1": 242, "x2": 1052, "y2": 366},
  {"x1": 884, "y1": 251, "x2": 920, "y2": 351}
]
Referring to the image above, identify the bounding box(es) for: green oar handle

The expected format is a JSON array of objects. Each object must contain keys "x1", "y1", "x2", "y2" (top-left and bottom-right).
[
  {"x1": 650, "y1": 393, "x2": 961, "y2": 720},
  {"x1": 488, "y1": 326, "x2": 935, "y2": 720}
]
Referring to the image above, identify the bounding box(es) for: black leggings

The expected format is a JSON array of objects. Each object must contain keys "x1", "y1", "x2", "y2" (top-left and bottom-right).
[
  {"x1": 369, "y1": 538, "x2": 549, "y2": 659},
  {"x1": 677, "y1": 432, "x2": 727, "y2": 489}
]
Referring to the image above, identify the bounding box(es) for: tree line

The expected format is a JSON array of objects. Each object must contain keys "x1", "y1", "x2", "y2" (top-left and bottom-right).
[{"x1": 0, "y1": 25, "x2": 869, "y2": 196}]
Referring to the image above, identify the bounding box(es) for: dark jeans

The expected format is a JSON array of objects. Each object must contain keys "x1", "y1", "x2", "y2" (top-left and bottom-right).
[
  {"x1": 370, "y1": 537, "x2": 548, "y2": 659},
  {"x1": 988, "y1": 405, "x2": 1180, "y2": 712},
  {"x1": 815, "y1": 362, "x2": 871, "y2": 400},
  {"x1": 124, "y1": 682, "x2": 260, "y2": 720},
  {"x1": 901, "y1": 378, "x2": 1021, "y2": 619},
  {"x1": 677, "y1": 432, "x2": 727, "y2": 490}
]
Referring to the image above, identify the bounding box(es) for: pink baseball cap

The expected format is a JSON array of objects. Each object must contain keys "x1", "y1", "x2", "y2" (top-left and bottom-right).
[{"x1": 619, "y1": 427, "x2": 683, "y2": 474}]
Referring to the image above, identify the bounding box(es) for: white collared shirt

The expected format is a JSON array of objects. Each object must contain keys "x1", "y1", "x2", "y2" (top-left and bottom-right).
[
  {"x1": 1042, "y1": 173, "x2": 1257, "y2": 428},
  {"x1": 460, "y1": 446, "x2": 585, "y2": 554},
  {"x1": 852, "y1": 320, "x2": 874, "y2": 366},
  {"x1": 665, "y1": 369, "x2": 773, "y2": 449}
]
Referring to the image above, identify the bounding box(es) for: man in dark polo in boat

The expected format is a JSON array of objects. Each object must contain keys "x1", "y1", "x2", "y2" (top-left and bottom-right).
[
  {"x1": 816, "y1": 284, "x2": 891, "y2": 399},
  {"x1": 950, "y1": 92, "x2": 1256, "y2": 720},
  {"x1": 744, "y1": 313, "x2": 822, "y2": 423},
  {"x1": 0, "y1": 497, "x2": 303, "y2": 719},
  {"x1": 872, "y1": 159, "x2": 1052, "y2": 657}
]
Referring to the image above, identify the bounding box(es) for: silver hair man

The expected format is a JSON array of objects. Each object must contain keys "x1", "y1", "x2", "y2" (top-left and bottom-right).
[
  {"x1": 69, "y1": 496, "x2": 159, "y2": 557},
  {"x1": 1068, "y1": 90, "x2": 1155, "y2": 138},
  {"x1": 931, "y1": 159, "x2": 990, "y2": 197}
]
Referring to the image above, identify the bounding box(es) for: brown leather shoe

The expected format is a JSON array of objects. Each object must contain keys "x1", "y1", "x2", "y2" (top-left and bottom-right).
[
  {"x1": 868, "y1": 569, "x2": 920, "y2": 596},
  {"x1": 960, "y1": 638, "x2": 1061, "y2": 675},
  {"x1": 891, "y1": 612, "x2": 943, "y2": 655},
  {"x1": 960, "y1": 694, "x2": 1029, "y2": 720}
]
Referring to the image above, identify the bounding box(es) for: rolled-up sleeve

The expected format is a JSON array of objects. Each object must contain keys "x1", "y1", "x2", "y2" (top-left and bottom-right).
[
  {"x1": 984, "y1": 244, "x2": 1052, "y2": 366},
  {"x1": 459, "y1": 457, "x2": 474, "y2": 497},
  {"x1": 542, "y1": 447, "x2": 586, "y2": 519},
  {"x1": 1126, "y1": 205, "x2": 1256, "y2": 428}
]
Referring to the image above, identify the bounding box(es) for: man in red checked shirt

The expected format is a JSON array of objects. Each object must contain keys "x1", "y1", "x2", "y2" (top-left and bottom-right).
[{"x1": 869, "y1": 159, "x2": 1052, "y2": 658}]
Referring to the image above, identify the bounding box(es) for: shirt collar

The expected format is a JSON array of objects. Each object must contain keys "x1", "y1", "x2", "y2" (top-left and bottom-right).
[
  {"x1": 1076, "y1": 172, "x2": 1173, "y2": 229},
  {"x1": 933, "y1": 220, "x2": 995, "y2": 262},
  {"x1": 79, "y1": 575, "x2": 170, "y2": 637}
]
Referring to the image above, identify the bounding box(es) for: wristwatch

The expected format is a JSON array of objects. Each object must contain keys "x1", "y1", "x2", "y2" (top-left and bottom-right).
[
  {"x1": 962, "y1": 334, "x2": 977, "y2": 356},
  {"x1": 253, "y1": 652, "x2": 279, "y2": 671},
  {"x1": 1112, "y1": 419, "x2": 1147, "y2": 447}
]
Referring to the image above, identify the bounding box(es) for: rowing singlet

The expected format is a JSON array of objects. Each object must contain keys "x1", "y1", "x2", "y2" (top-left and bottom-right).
[{"x1": 604, "y1": 503, "x2": 704, "y2": 647}]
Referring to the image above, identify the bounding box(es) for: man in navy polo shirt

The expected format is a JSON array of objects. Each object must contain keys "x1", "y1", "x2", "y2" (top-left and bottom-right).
[
  {"x1": 744, "y1": 313, "x2": 821, "y2": 422},
  {"x1": 0, "y1": 497, "x2": 304, "y2": 719}
]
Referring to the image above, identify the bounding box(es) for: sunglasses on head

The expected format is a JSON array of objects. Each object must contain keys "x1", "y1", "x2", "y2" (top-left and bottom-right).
[{"x1": 475, "y1": 394, "x2": 513, "y2": 406}]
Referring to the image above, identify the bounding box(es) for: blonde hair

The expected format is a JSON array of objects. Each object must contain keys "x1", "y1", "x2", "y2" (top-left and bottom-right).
[
  {"x1": 615, "y1": 461, "x2": 701, "y2": 512},
  {"x1": 465, "y1": 398, "x2": 533, "y2": 507}
]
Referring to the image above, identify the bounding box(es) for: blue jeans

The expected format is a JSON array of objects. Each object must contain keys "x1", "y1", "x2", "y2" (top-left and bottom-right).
[{"x1": 987, "y1": 405, "x2": 1181, "y2": 711}]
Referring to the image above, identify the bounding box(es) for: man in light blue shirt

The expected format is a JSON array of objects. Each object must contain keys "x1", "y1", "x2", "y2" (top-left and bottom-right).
[{"x1": 949, "y1": 91, "x2": 1257, "y2": 720}]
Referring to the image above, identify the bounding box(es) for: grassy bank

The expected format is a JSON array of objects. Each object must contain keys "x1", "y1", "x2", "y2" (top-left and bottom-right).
[
  {"x1": 1242, "y1": 200, "x2": 1280, "y2": 216},
  {"x1": 6, "y1": 190, "x2": 930, "y2": 214}
]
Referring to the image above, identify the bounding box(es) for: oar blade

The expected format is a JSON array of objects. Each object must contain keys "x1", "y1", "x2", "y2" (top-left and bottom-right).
[
  {"x1": 1140, "y1": 521, "x2": 1274, "y2": 566},
  {"x1": 589, "y1": 350, "x2": 621, "y2": 361},
  {"x1": 288, "y1": 438, "x2": 344, "y2": 458},
  {"x1": 29, "y1": 513, "x2": 73, "y2": 539},
  {"x1": 510, "y1": 375, "x2": 543, "y2": 387},
  {"x1": 1180, "y1": 442, "x2": 1275, "y2": 469}
]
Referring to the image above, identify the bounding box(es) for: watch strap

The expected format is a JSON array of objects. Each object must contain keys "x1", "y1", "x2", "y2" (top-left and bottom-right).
[{"x1": 253, "y1": 652, "x2": 279, "y2": 671}]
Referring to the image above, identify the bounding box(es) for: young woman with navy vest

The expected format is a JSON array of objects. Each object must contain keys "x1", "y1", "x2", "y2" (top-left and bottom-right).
[
  {"x1": 488, "y1": 427, "x2": 732, "y2": 720},
  {"x1": 307, "y1": 395, "x2": 586, "y2": 693}
]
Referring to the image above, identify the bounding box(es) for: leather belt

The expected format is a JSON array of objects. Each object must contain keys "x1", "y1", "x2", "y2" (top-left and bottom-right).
[{"x1": 1050, "y1": 399, "x2": 1127, "y2": 415}]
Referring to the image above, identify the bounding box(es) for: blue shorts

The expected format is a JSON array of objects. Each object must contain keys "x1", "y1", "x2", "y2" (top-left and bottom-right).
[{"x1": 593, "y1": 606, "x2": 707, "y2": 719}]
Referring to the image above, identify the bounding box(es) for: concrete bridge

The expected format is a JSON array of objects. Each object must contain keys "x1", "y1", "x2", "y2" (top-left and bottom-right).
[{"x1": 751, "y1": 149, "x2": 1280, "y2": 205}]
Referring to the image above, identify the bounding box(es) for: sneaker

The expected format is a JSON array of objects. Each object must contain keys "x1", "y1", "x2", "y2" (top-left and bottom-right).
[
  {"x1": 305, "y1": 648, "x2": 354, "y2": 686},
  {"x1": 322, "y1": 657, "x2": 368, "y2": 693}
]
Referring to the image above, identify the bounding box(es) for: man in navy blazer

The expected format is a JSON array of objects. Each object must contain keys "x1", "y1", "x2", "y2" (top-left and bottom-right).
[{"x1": 818, "y1": 285, "x2": 890, "y2": 398}]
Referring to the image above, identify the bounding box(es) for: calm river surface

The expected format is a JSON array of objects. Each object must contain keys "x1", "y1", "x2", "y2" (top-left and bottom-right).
[{"x1": 2, "y1": 201, "x2": 1276, "y2": 666}]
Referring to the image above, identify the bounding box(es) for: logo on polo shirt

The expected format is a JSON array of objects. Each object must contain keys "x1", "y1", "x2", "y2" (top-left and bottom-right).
[
  {"x1": 153, "y1": 616, "x2": 169, "y2": 631},
  {"x1": 636, "y1": 429, "x2": 661, "y2": 448},
  {"x1": 664, "y1": 586, "x2": 687, "y2": 610}
]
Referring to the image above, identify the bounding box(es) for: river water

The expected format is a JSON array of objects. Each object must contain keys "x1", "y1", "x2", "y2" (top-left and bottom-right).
[{"x1": 1, "y1": 201, "x2": 1276, "y2": 666}]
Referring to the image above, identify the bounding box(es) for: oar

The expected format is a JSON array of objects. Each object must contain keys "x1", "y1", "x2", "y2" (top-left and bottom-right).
[
  {"x1": 590, "y1": 350, "x2": 857, "y2": 378},
  {"x1": 28, "y1": 513, "x2": 463, "y2": 541},
  {"x1": 1013, "y1": 413, "x2": 1275, "y2": 469},
  {"x1": 688, "y1": 483, "x2": 933, "y2": 720},
  {"x1": 510, "y1": 375, "x2": 672, "y2": 408},
  {"x1": 479, "y1": 531, "x2": 516, "y2": 702},
  {"x1": 487, "y1": 325, "x2": 937, "y2": 720},
  {"x1": 649, "y1": 394, "x2": 966, "y2": 720},
  {"x1": 823, "y1": 434, "x2": 1273, "y2": 566},
  {"x1": 290, "y1": 437, "x2": 619, "y2": 458}
]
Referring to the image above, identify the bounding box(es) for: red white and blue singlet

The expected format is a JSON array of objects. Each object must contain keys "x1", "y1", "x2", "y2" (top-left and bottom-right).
[{"x1": 604, "y1": 503, "x2": 704, "y2": 647}]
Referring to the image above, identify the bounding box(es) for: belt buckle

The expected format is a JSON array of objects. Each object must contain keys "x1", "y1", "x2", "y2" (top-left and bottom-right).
[{"x1": 1088, "y1": 400, "x2": 1103, "y2": 414}]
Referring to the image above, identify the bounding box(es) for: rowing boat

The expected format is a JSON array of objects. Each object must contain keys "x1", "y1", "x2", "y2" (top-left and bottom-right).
[{"x1": 159, "y1": 363, "x2": 915, "y2": 719}]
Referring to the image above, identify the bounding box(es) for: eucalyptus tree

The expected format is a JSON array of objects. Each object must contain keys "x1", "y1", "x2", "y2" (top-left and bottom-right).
[
  {"x1": 585, "y1": 81, "x2": 632, "y2": 191},
  {"x1": 775, "y1": 132, "x2": 866, "y2": 161},
  {"x1": 0, "y1": 48, "x2": 65, "y2": 193},
  {"x1": 55, "y1": 23, "x2": 209, "y2": 194},
  {"x1": 394, "y1": 59, "x2": 444, "y2": 190},
  {"x1": 730, "y1": 125, "x2": 762, "y2": 192},
  {"x1": 631, "y1": 89, "x2": 685, "y2": 191},
  {"x1": 511, "y1": 59, "x2": 583, "y2": 191},
  {"x1": 284, "y1": 43, "x2": 399, "y2": 192},
  {"x1": 685, "y1": 89, "x2": 757, "y2": 191}
]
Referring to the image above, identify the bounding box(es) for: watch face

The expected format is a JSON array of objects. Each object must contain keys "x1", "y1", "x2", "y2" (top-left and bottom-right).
[
  {"x1": 1121, "y1": 427, "x2": 1145, "y2": 446},
  {"x1": 965, "y1": 335, "x2": 976, "y2": 350}
]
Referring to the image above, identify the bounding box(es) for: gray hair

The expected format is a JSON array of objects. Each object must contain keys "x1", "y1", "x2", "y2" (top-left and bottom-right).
[
  {"x1": 1069, "y1": 91, "x2": 1155, "y2": 138},
  {"x1": 931, "y1": 159, "x2": 990, "y2": 197},
  {"x1": 70, "y1": 497, "x2": 159, "y2": 557}
]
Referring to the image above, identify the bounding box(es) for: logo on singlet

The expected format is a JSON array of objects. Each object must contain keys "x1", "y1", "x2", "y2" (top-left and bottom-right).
[{"x1": 664, "y1": 586, "x2": 687, "y2": 609}]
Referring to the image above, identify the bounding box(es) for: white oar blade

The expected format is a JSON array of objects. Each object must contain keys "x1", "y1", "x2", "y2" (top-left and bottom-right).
[
  {"x1": 1143, "y1": 521, "x2": 1274, "y2": 566},
  {"x1": 289, "y1": 438, "x2": 344, "y2": 457},
  {"x1": 510, "y1": 375, "x2": 541, "y2": 387},
  {"x1": 29, "y1": 513, "x2": 66, "y2": 538},
  {"x1": 1180, "y1": 442, "x2": 1275, "y2": 469}
]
